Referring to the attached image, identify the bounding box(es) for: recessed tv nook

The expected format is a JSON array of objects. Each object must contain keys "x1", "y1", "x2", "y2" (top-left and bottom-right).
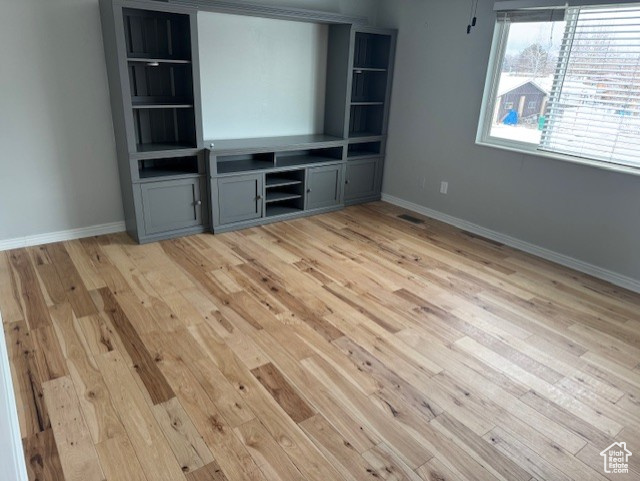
[{"x1": 99, "y1": 0, "x2": 396, "y2": 242}]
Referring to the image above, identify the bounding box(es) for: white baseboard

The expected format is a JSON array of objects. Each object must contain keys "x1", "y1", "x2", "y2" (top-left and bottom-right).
[
  {"x1": 381, "y1": 193, "x2": 640, "y2": 294},
  {"x1": 0, "y1": 221, "x2": 126, "y2": 252},
  {"x1": 0, "y1": 311, "x2": 28, "y2": 481}
]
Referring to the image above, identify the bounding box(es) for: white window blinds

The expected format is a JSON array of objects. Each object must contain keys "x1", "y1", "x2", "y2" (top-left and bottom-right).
[
  {"x1": 494, "y1": 0, "x2": 640, "y2": 10},
  {"x1": 540, "y1": 4, "x2": 640, "y2": 168},
  {"x1": 497, "y1": 8, "x2": 566, "y2": 22}
]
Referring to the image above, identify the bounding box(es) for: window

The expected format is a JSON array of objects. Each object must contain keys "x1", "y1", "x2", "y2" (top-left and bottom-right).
[{"x1": 478, "y1": 3, "x2": 640, "y2": 172}]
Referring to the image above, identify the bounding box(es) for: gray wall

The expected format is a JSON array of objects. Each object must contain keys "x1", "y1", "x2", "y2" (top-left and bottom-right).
[
  {"x1": 377, "y1": 0, "x2": 640, "y2": 281},
  {"x1": 0, "y1": 0, "x2": 123, "y2": 241},
  {"x1": 0, "y1": 0, "x2": 378, "y2": 243}
]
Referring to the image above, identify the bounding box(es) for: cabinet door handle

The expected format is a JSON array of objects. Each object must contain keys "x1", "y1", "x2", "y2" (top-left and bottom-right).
[
  {"x1": 194, "y1": 200, "x2": 202, "y2": 206},
  {"x1": 307, "y1": 189, "x2": 312, "y2": 193},
  {"x1": 256, "y1": 195, "x2": 262, "y2": 200}
]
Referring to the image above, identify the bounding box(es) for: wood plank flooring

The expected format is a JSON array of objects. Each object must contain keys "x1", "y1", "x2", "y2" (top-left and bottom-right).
[{"x1": 1, "y1": 202, "x2": 639, "y2": 481}]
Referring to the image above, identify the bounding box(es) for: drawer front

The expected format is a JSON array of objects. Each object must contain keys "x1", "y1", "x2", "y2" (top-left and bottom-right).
[
  {"x1": 216, "y1": 173, "x2": 264, "y2": 225},
  {"x1": 306, "y1": 164, "x2": 343, "y2": 210},
  {"x1": 344, "y1": 158, "x2": 382, "y2": 201},
  {"x1": 140, "y1": 178, "x2": 204, "y2": 235}
]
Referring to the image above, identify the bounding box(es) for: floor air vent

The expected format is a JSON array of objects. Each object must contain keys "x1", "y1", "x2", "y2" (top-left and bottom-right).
[{"x1": 398, "y1": 214, "x2": 424, "y2": 224}]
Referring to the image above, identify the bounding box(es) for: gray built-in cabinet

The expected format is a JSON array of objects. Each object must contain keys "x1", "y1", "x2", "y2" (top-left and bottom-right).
[
  {"x1": 99, "y1": 0, "x2": 396, "y2": 242},
  {"x1": 345, "y1": 158, "x2": 383, "y2": 203},
  {"x1": 215, "y1": 174, "x2": 263, "y2": 225},
  {"x1": 140, "y1": 177, "x2": 205, "y2": 235},
  {"x1": 306, "y1": 165, "x2": 343, "y2": 211}
]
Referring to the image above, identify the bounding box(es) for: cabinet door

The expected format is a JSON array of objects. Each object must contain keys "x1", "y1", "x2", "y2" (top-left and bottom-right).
[
  {"x1": 216, "y1": 174, "x2": 263, "y2": 225},
  {"x1": 306, "y1": 165, "x2": 343, "y2": 210},
  {"x1": 140, "y1": 178, "x2": 204, "y2": 235},
  {"x1": 344, "y1": 158, "x2": 382, "y2": 202}
]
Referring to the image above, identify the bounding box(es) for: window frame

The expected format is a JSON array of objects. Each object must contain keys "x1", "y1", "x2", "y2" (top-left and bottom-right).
[{"x1": 475, "y1": 10, "x2": 640, "y2": 177}]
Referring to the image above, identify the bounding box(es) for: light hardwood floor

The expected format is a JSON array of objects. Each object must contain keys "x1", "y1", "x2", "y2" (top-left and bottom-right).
[{"x1": 1, "y1": 202, "x2": 639, "y2": 481}]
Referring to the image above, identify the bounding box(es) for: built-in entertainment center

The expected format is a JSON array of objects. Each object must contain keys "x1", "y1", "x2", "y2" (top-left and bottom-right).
[{"x1": 99, "y1": 0, "x2": 396, "y2": 242}]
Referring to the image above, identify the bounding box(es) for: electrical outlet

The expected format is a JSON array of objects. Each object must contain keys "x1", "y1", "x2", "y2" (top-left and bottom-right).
[{"x1": 440, "y1": 181, "x2": 448, "y2": 194}]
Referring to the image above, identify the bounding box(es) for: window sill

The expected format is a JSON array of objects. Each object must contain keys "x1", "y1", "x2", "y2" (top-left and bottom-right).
[{"x1": 475, "y1": 138, "x2": 640, "y2": 178}]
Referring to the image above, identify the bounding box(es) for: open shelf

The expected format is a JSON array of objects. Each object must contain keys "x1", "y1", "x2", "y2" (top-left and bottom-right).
[
  {"x1": 266, "y1": 169, "x2": 305, "y2": 185},
  {"x1": 348, "y1": 141, "x2": 382, "y2": 158},
  {"x1": 353, "y1": 32, "x2": 391, "y2": 70},
  {"x1": 207, "y1": 135, "x2": 344, "y2": 154},
  {"x1": 217, "y1": 160, "x2": 274, "y2": 174},
  {"x1": 265, "y1": 170, "x2": 305, "y2": 213},
  {"x1": 127, "y1": 57, "x2": 192, "y2": 64},
  {"x1": 349, "y1": 104, "x2": 384, "y2": 138},
  {"x1": 266, "y1": 192, "x2": 302, "y2": 203},
  {"x1": 266, "y1": 177, "x2": 302, "y2": 188},
  {"x1": 217, "y1": 152, "x2": 275, "y2": 174},
  {"x1": 276, "y1": 147, "x2": 343, "y2": 168},
  {"x1": 124, "y1": 9, "x2": 196, "y2": 155},
  {"x1": 276, "y1": 155, "x2": 339, "y2": 168},
  {"x1": 134, "y1": 143, "x2": 196, "y2": 154},
  {"x1": 133, "y1": 107, "x2": 197, "y2": 152},
  {"x1": 132, "y1": 102, "x2": 194, "y2": 109},
  {"x1": 128, "y1": 61, "x2": 194, "y2": 107},
  {"x1": 353, "y1": 67, "x2": 386, "y2": 72},
  {"x1": 123, "y1": 9, "x2": 192, "y2": 61},
  {"x1": 351, "y1": 69, "x2": 388, "y2": 103},
  {"x1": 266, "y1": 204, "x2": 303, "y2": 217},
  {"x1": 349, "y1": 133, "x2": 383, "y2": 140},
  {"x1": 137, "y1": 155, "x2": 199, "y2": 180},
  {"x1": 137, "y1": 170, "x2": 200, "y2": 180}
]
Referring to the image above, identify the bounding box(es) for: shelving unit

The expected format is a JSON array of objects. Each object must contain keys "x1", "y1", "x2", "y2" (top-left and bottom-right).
[
  {"x1": 353, "y1": 32, "x2": 391, "y2": 69},
  {"x1": 133, "y1": 107, "x2": 197, "y2": 151},
  {"x1": 266, "y1": 192, "x2": 302, "y2": 203},
  {"x1": 137, "y1": 155, "x2": 200, "y2": 180},
  {"x1": 123, "y1": 8, "x2": 198, "y2": 154},
  {"x1": 352, "y1": 70, "x2": 387, "y2": 103},
  {"x1": 266, "y1": 176, "x2": 302, "y2": 188},
  {"x1": 128, "y1": 63, "x2": 193, "y2": 102},
  {"x1": 207, "y1": 136, "x2": 345, "y2": 176},
  {"x1": 265, "y1": 169, "x2": 305, "y2": 217},
  {"x1": 347, "y1": 31, "x2": 394, "y2": 139},
  {"x1": 276, "y1": 147, "x2": 343, "y2": 169},
  {"x1": 123, "y1": 8, "x2": 192, "y2": 61},
  {"x1": 101, "y1": 0, "x2": 395, "y2": 241},
  {"x1": 353, "y1": 67, "x2": 386, "y2": 72},
  {"x1": 343, "y1": 28, "x2": 395, "y2": 206},
  {"x1": 127, "y1": 58, "x2": 192, "y2": 64},
  {"x1": 348, "y1": 141, "x2": 382, "y2": 158},
  {"x1": 265, "y1": 205, "x2": 303, "y2": 217},
  {"x1": 132, "y1": 102, "x2": 194, "y2": 109},
  {"x1": 349, "y1": 104, "x2": 384, "y2": 137},
  {"x1": 100, "y1": 1, "x2": 206, "y2": 243},
  {"x1": 217, "y1": 153, "x2": 275, "y2": 174}
]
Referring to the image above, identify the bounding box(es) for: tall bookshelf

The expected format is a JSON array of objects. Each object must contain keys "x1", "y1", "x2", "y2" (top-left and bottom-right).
[
  {"x1": 100, "y1": 1, "x2": 206, "y2": 243},
  {"x1": 345, "y1": 28, "x2": 395, "y2": 205},
  {"x1": 124, "y1": 8, "x2": 198, "y2": 152}
]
